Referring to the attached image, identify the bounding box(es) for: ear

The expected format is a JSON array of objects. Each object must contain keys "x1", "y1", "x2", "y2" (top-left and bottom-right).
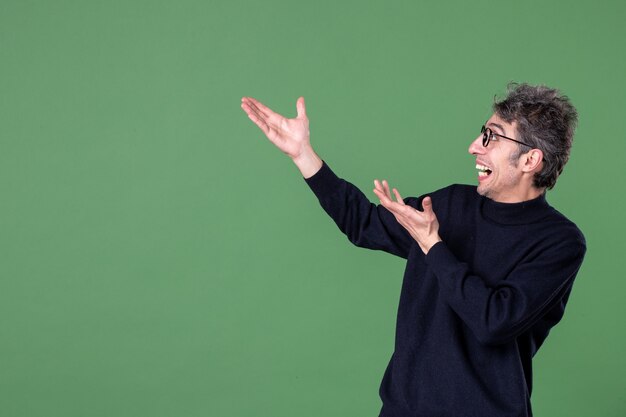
[{"x1": 521, "y1": 149, "x2": 544, "y2": 173}]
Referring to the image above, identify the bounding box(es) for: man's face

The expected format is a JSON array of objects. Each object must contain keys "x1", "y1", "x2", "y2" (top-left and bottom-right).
[{"x1": 468, "y1": 114, "x2": 526, "y2": 203}]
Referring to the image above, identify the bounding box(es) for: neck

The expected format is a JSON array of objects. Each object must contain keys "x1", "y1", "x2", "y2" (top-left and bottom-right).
[
  {"x1": 482, "y1": 191, "x2": 551, "y2": 225},
  {"x1": 494, "y1": 186, "x2": 545, "y2": 203}
]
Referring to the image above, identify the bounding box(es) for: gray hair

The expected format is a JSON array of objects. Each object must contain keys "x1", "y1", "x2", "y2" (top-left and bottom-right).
[{"x1": 493, "y1": 83, "x2": 578, "y2": 190}]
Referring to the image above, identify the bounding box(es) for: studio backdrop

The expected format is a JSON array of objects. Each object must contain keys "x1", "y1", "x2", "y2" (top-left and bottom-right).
[{"x1": 1, "y1": 0, "x2": 624, "y2": 416}]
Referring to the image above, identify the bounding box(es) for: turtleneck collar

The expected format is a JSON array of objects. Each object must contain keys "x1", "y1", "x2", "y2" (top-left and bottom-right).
[{"x1": 480, "y1": 192, "x2": 553, "y2": 225}]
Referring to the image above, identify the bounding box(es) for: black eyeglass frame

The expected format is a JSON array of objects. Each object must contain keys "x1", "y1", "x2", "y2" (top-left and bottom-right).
[{"x1": 480, "y1": 125, "x2": 533, "y2": 148}]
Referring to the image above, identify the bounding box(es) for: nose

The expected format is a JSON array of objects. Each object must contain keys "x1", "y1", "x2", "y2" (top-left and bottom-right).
[{"x1": 468, "y1": 133, "x2": 485, "y2": 155}]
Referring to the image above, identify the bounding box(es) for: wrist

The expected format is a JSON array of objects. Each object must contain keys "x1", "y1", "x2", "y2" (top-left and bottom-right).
[
  {"x1": 292, "y1": 146, "x2": 323, "y2": 178},
  {"x1": 422, "y1": 236, "x2": 442, "y2": 255}
]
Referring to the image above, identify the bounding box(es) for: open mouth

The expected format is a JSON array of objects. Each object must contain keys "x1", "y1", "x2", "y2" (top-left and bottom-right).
[{"x1": 476, "y1": 163, "x2": 492, "y2": 178}]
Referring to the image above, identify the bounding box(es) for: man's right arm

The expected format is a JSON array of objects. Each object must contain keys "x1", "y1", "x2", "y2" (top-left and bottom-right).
[
  {"x1": 241, "y1": 96, "x2": 414, "y2": 258},
  {"x1": 304, "y1": 160, "x2": 415, "y2": 258},
  {"x1": 241, "y1": 96, "x2": 321, "y2": 176},
  {"x1": 292, "y1": 145, "x2": 323, "y2": 179}
]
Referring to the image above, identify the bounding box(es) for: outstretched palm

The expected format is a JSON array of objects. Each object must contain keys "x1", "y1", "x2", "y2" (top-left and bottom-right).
[{"x1": 241, "y1": 96, "x2": 310, "y2": 159}]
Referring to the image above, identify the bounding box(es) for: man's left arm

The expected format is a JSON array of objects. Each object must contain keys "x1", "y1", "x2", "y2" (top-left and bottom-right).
[
  {"x1": 425, "y1": 238, "x2": 586, "y2": 345},
  {"x1": 372, "y1": 181, "x2": 442, "y2": 254},
  {"x1": 374, "y1": 183, "x2": 586, "y2": 346}
]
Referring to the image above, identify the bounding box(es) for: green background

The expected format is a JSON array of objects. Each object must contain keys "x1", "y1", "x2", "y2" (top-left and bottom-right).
[{"x1": 1, "y1": 0, "x2": 624, "y2": 416}]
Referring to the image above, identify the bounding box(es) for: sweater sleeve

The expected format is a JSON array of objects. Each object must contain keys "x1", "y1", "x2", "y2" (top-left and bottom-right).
[
  {"x1": 305, "y1": 161, "x2": 414, "y2": 259},
  {"x1": 425, "y1": 236, "x2": 586, "y2": 345}
]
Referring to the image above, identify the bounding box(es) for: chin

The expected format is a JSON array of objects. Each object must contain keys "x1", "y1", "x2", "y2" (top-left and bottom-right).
[{"x1": 476, "y1": 186, "x2": 493, "y2": 199}]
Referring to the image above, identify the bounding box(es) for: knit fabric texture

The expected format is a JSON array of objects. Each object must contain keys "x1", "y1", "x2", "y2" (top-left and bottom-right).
[{"x1": 305, "y1": 161, "x2": 586, "y2": 417}]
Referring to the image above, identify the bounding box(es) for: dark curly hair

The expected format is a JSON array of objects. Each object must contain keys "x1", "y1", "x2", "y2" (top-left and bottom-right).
[{"x1": 493, "y1": 83, "x2": 578, "y2": 190}]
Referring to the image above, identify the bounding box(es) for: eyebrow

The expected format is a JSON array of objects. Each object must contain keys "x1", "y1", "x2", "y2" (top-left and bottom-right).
[{"x1": 487, "y1": 122, "x2": 507, "y2": 137}]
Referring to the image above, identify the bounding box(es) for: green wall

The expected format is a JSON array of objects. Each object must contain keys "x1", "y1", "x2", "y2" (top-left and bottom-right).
[{"x1": 1, "y1": 0, "x2": 624, "y2": 416}]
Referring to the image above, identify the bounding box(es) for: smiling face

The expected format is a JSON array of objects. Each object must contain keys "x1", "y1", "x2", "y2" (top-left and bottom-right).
[{"x1": 468, "y1": 114, "x2": 544, "y2": 203}]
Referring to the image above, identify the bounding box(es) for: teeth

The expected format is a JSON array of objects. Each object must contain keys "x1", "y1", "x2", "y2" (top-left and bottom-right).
[{"x1": 475, "y1": 164, "x2": 491, "y2": 172}]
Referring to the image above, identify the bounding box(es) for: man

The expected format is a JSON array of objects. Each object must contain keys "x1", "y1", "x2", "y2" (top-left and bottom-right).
[{"x1": 240, "y1": 83, "x2": 586, "y2": 417}]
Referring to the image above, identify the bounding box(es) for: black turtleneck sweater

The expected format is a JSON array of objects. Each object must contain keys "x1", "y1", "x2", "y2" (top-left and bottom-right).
[{"x1": 304, "y1": 162, "x2": 586, "y2": 417}]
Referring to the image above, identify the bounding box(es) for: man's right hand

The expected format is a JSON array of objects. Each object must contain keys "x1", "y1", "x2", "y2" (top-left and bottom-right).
[{"x1": 241, "y1": 96, "x2": 322, "y2": 178}]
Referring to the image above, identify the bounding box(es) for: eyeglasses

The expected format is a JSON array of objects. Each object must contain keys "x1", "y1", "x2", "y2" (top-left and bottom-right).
[{"x1": 480, "y1": 125, "x2": 533, "y2": 148}]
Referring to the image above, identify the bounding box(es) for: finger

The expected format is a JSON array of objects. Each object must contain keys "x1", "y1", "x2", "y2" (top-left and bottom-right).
[
  {"x1": 422, "y1": 196, "x2": 433, "y2": 213},
  {"x1": 382, "y1": 180, "x2": 392, "y2": 200},
  {"x1": 374, "y1": 179, "x2": 386, "y2": 195},
  {"x1": 242, "y1": 99, "x2": 271, "y2": 121},
  {"x1": 242, "y1": 103, "x2": 271, "y2": 135},
  {"x1": 373, "y1": 186, "x2": 388, "y2": 203},
  {"x1": 244, "y1": 97, "x2": 283, "y2": 124},
  {"x1": 296, "y1": 96, "x2": 307, "y2": 119},
  {"x1": 374, "y1": 180, "x2": 390, "y2": 197},
  {"x1": 374, "y1": 188, "x2": 396, "y2": 209},
  {"x1": 393, "y1": 188, "x2": 405, "y2": 205},
  {"x1": 243, "y1": 97, "x2": 272, "y2": 116},
  {"x1": 241, "y1": 101, "x2": 265, "y2": 123},
  {"x1": 248, "y1": 113, "x2": 271, "y2": 136},
  {"x1": 374, "y1": 188, "x2": 404, "y2": 213}
]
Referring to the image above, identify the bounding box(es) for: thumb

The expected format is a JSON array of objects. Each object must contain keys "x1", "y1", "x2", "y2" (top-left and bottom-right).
[
  {"x1": 296, "y1": 96, "x2": 307, "y2": 118},
  {"x1": 422, "y1": 196, "x2": 433, "y2": 213}
]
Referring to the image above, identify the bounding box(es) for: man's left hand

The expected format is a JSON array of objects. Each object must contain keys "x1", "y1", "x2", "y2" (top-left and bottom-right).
[{"x1": 373, "y1": 180, "x2": 442, "y2": 254}]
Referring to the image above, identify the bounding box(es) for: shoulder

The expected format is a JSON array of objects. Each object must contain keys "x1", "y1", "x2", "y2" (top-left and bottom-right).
[
  {"x1": 542, "y1": 206, "x2": 587, "y2": 253},
  {"x1": 512, "y1": 200, "x2": 587, "y2": 268}
]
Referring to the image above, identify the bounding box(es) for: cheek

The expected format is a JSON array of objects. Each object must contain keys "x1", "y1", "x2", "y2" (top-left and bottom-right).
[{"x1": 503, "y1": 165, "x2": 519, "y2": 183}]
